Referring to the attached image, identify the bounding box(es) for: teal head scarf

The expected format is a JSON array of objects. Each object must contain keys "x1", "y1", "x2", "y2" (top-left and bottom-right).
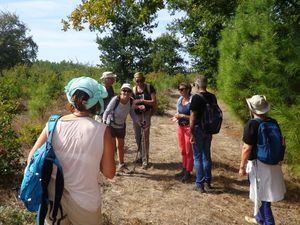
[{"x1": 64, "y1": 76, "x2": 108, "y2": 114}]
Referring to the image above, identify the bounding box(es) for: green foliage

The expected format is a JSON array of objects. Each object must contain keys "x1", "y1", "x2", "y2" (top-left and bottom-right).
[
  {"x1": 168, "y1": 0, "x2": 239, "y2": 86},
  {"x1": 62, "y1": 0, "x2": 164, "y2": 31},
  {"x1": 0, "y1": 77, "x2": 22, "y2": 176},
  {"x1": 218, "y1": 0, "x2": 300, "y2": 176},
  {"x1": 18, "y1": 123, "x2": 43, "y2": 148},
  {"x1": 272, "y1": 103, "x2": 300, "y2": 176},
  {"x1": 150, "y1": 33, "x2": 185, "y2": 75},
  {"x1": 0, "y1": 206, "x2": 35, "y2": 225},
  {"x1": 144, "y1": 72, "x2": 194, "y2": 115},
  {"x1": 0, "y1": 12, "x2": 37, "y2": 72},
  {"x1": 0, "y1": 61, "x2": 102, "y2": 176}
]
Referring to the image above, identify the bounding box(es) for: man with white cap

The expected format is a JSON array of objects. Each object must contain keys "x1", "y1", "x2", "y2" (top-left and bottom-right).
[
  {"x1": 239, "y1": 95, "x2": 286, "y2": 225},
  {"x1": 100, "y1": 71, "x2": 117, "y2": 111}
]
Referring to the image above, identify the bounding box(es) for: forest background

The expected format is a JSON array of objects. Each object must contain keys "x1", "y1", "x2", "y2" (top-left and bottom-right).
[{"x1": 0, "y1": 0, "x2": 299, "y2": 223}]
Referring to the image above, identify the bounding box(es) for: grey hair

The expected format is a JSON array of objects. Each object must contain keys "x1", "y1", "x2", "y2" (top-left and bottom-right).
[{"x1": 195, "y1": 75, "x2": 207, "y2": 88}]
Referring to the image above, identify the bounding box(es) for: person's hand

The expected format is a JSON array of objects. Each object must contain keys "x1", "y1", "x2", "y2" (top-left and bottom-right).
[
  {"x1": 134, "y1": 99, "x2": 144, "y2": 104},
  {"x1": 174, "y1": 113, "x2": 180, "y2": 119},
  {"x1": 137, "y1": 105, "x2": 146, "y2": 111},
  {"x1": 190, "y1": 134, "x2": 196, "y2": 144},
  {"x1": 239, "y1": 167, "x2": 247, "y2": 176},
  {"x1": 171, "y1": 116, "x2": 177, "y2": 122}
]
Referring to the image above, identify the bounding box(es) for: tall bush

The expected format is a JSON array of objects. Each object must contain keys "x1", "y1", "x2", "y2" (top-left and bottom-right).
[{"x1": 218, "y1": 0, "x2": 300, "y2": 175}]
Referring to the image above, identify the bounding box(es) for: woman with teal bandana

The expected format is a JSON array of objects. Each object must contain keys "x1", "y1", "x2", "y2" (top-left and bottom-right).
[{"x1": 27, "y1": 76, "x2": 116, "y2": 225}]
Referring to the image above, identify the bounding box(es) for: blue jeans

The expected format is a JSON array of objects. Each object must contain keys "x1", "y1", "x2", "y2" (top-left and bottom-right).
[
  {"x1": 256, "y1": 201, "x2": 275, "y2": 225},
  {"x1": 192, "y1": 126, "x2": 212, "y2": 187}
]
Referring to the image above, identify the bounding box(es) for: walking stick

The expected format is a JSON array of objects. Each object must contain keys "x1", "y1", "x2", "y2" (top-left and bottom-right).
[{"x1": 128, "y1": 111, "x2": 146, "y2": 174}]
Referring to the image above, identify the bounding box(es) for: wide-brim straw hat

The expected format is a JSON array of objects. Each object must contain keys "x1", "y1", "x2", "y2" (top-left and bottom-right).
[{"x1": 246, "y1": 95, "x2": 270, "y2": 115}]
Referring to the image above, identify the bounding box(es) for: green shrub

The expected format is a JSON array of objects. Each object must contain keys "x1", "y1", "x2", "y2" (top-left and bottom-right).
[
  {"x1": 18, "y1": 123, "x2": 44, "y2": 148},
  {"x1": 0, "y1": 206, "x2": 35, "y2": 225},
  {"x1": 0, "y1": 80, "x2": 22, "y2": 175}
]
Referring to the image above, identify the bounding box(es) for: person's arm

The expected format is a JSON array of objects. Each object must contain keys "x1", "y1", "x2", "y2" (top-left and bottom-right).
[
  {"x1": 189, "y1": 110, "x2": 197, "y2": 144},
  {"x1": 100, "y1": 127, "x2": 116, "y2": 179},
  {"x1": 175, "y1": 113, "x2": 190, "y2": 120},
  {"x1": 102, "y1": 96, "x2": 117, "y2": 123},
  {"x1": 27, "y1": 127, "x2": 47, "y2": 164},
  {"x1": 130, "y1": 102, "x2": 140, "y2": 124},
  {"x1": 239, "y1": 143, "x2": 253, "y2": 176}
]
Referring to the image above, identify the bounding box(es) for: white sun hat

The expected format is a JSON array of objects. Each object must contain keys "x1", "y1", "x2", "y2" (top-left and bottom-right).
[
  {"x1": 100, "y1": 71, "x2": 117, "y2": 79},
  {"x1": 246, "y1": 95, "x2": 270, "y2": 115}
]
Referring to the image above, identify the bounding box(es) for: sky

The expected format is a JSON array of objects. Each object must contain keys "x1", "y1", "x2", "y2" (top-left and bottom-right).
[{"x1": 0, "y1": 0, "x2": 183, "y2": 66}]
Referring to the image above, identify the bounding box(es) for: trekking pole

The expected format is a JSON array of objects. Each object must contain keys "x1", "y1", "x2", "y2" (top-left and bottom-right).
[
  {"x1": 128, "y1": 112, "x2": 145, "y2": 174},
  {"x1": 128, "y1": 132, "x2": 142, "y2": 174},
  {"x1": 140, "y1": 111, "x2": 148, "y2": 169}
]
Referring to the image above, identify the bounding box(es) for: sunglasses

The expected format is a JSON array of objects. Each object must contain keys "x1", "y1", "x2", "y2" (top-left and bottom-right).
[
  {"x1": 178, "y1": 88, "x2": 186, "y2": 91},
  {"x1": 135, "y1": 79, "x2": 144, "y2": 83},
  {"x1": 122, "y1": 89, "x2": 132, "y2": 93}
]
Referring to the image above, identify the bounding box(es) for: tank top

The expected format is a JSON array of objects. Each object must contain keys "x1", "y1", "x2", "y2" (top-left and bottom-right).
[
  {"x1": 51, "y1": 117, "x2": 106, "y2": 212},
  {"x1": 177, "y1": 96, "x2": 192, "y2": 125}
]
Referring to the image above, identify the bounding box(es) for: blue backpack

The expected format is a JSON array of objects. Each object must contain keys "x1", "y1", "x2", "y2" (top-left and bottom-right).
[
  {"x1": 255, "y1": 119, "x2": 285, "y2": 165},
  {"x1": 20, "y1": 115, "x2": 64, "y2": 225}
]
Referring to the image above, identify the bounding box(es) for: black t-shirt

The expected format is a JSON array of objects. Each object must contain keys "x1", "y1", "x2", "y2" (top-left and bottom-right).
[
  {"x1": 242, "y1": 117, "x2": 278, "y2": 160},
  {"x1": 190, "y1": 92, "x2": 217, "y2": 125},
  {"x1": 133, "y1": 84, "x2": 156, "y2": 114}
]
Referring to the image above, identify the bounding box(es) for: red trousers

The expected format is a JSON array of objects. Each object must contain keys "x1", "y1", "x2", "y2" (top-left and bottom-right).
[{"x1": 177, "y1": 125, "x2": 194, "y2": 172}]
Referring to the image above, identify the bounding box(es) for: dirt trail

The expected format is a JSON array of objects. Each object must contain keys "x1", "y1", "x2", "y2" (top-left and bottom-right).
[{"x1": 101, "y1": 90, "x2": 300, "y2": 225}]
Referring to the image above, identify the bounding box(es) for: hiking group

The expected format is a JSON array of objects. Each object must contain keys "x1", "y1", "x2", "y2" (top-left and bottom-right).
[{"x1": 20, "y1": 72, "x2": 286, "y2": 225}]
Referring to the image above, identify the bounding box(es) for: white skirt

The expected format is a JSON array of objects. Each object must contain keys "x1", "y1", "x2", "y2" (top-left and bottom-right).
[{"x1": 246, "y1": 160, "x2": 286, "y2": 215}]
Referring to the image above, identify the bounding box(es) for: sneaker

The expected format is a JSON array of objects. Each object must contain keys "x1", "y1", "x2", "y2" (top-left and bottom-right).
[
  {"x1": 117, "y1": 163, "x2": 128, "y2": 172},
  {"x1": 245, "y1": 216, "x2": 258, "y2": 224},
  {"x1": 192, "y1": 185, "x2": 206, "y2": 193},
  {"x1": 175, "y1": 168, "x2": 186, "y2": 178},
  {"x1": 181, "y1": 171, "x2": 191, "y2": 183}
]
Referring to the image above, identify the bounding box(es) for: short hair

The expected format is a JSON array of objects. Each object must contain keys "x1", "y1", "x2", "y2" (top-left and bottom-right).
[{"x1": 195, "y1": 75, "x2": 207, "y2": 88}]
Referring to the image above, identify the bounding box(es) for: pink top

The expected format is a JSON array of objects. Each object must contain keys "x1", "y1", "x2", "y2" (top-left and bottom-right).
[{"x1": 51, "y1": 116, "x2": 106, "y2": 212}]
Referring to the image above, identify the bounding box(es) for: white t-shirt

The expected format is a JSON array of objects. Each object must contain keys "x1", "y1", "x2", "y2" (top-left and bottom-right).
[{"x1": 51, "y1": 116, "x2": 106, "y2": 212}]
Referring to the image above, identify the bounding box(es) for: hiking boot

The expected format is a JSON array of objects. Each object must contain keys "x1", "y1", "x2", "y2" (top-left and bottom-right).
[
  {"x1": 134, "y1": 158, "x2": 142, "y2": 164},
  {"x1": 205, "y1": 181, "x2": 212, "y2": 189},
  {"x1": 142, "y1": 162, "x2": 148, "y2": 170},
  {"x1": 245, "y1": 216, "x2": 258, "y2": 224},
  {"x1": 181, "y1": 171, "x2": 191, "y2": 183},
  {"x1": 175, "y1": 168, "x2": 186, "y2": 178},
  {"x1": 192, "y1": 185, "x2": 206, "y2": 193}
]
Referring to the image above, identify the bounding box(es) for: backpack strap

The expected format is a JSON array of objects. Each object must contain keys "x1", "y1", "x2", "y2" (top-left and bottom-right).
[
  {"x1": 113, "y1": 96, "x2": 120, "y2": 111},
  {"x1": 198, "y1": 93, "x2": 209, "y2": 104},
  {"x1": 38, "y1": 115, "x2": 64, "y2": 225}
]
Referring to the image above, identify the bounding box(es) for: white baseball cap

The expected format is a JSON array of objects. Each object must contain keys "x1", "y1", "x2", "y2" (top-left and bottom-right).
[{"x1": 121, "y1": 83, "x2": 132, "y2": 91}]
